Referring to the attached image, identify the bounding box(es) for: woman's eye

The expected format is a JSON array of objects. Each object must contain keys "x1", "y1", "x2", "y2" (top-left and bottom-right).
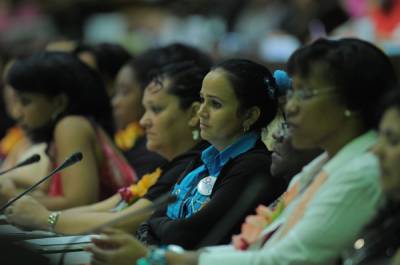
[
  {"x1": 116, "y1": 86, "x2": 130, "y2": 96},
  {"x1": 210, "y1": 100, "x2": 222, "y2": 109},
  {"x1": 199, "y1": 96, "x2": 205, "y2": 103},
  {"x1": 20, "y1": 98, "x2": 31, "y2": 106},
  {"x1": 151, "y1": 106, "x2": 163, "y2": 114},
  {"x1": 300, "y1": 90, "x2": 313, "y2": 100},
  {"x1": 382, "y1": 129, "x2": 400, "y2": 146},
  {"x1": 387, "y1": 135, "x2": 400, "y2": 146}
]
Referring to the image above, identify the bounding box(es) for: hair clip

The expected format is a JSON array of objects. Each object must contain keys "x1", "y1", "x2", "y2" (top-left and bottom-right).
[
  {"x1": 273, "y1": 70, "x2": 292, "y2": 96},
  {"x1": 264, "y1": 78, "x2": 275, "y2": 98}
]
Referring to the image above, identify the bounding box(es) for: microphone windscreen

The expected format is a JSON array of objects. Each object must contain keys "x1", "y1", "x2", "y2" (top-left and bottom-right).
[
  {"x1": 54, "y1": 152, "x2": 83, "y2": 172},
  {"x1": 62, "y1": 152, "x2": 83, "y2": 168},
  {"x1": 70, "y1": 152, "x2": 83, "y2": 163},
  {"x1": 28, "y1": 154, "x2": 41, "y2": 163},
  {"x1": 16, "y1": 154, "x2": 41, "y2": 167}
]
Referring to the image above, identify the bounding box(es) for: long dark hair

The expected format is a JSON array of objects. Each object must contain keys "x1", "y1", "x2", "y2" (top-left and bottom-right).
[
  {"x1": 152, "y1": 61, "x2": 209, "y2": 110},
  {"x1": 6, "y1": 51, "x2": 114, "y2": 141}
]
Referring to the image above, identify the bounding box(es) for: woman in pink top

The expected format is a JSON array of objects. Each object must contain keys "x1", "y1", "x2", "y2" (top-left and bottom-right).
[{"x1": 0, "y1": 51, "x2": 136, "y2": 210}]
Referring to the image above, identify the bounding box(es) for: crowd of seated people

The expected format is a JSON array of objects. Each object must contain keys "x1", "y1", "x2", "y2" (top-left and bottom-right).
[{"x1": 0, "y1": 36, "x2": 399, "y2": 265}]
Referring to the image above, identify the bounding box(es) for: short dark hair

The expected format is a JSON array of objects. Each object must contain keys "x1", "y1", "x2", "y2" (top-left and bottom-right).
[
  {"x1": 6, "y1": 51, "x2": 114, "y2": 135},
  {"x1": 154, "y1": 61, "x2": 209, "y2": 110},
  {"x1": 287, "y1": 38, "x2": 398, "y2": 129},
  {"x1": 74, "y1": 42, "x2": 132, "y2": 82},
  {"x1": 213, "y1": 59, "x2": 279, "y2": 131},
  {"x1": 130, "y1": 43, "x2": 213, "y2": 90}
]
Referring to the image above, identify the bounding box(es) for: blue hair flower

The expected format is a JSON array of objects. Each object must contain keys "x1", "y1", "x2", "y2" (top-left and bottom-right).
[{"x1": 273, "y1": 70, "x2": 292, "y2": 96}]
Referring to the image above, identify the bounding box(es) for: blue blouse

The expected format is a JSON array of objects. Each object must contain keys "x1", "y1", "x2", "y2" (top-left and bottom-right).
[{"x1": 167, "y1": 132, "x2": 259, "y2": 219}]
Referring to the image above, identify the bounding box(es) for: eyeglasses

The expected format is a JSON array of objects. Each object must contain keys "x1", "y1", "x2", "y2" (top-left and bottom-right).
[{"x1": 286, "y1": 88, "x2": 336, "y2": 102}]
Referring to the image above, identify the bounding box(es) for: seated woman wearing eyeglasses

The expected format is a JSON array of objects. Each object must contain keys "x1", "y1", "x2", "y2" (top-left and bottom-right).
[{"x1": 86, "y1": 38, "x2": 398, "y2": 265}]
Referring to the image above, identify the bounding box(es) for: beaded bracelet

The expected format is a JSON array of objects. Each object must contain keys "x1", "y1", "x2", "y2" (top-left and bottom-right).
[{"x1": 136, "y1": 245, "x2": 184, "y2": 265}]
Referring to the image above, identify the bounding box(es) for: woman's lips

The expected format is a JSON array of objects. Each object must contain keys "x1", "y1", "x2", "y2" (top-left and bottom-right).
[{"x1": 200, "y1": 122, "x2": 209, "y2": 129}]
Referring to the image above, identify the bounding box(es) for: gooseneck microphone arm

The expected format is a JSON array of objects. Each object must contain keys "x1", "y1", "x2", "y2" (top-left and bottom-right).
[
  {"x1": 84, "y1": 192, "x2": 177, "y2": 234},
  {"x1": 0, "y1": 152, "x2": 83, "y2": 213},
  {"x1": 0, "y1": 154, "x2": 41, "y2": 176}
]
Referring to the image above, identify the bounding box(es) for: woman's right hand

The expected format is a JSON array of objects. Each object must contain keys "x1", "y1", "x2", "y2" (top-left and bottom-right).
[
  {"x1": 86, "y1": 228, "x2": 149, "y2": 265},
  {"x1": 232, "y1": 204, "x2": 271, "y2": 250},
  {"x1": 5, "y1": 195, "x2": 50, "y2": 231},
  {"x1": 0, "y1": 178, "x2": 18, "y2": 204}
]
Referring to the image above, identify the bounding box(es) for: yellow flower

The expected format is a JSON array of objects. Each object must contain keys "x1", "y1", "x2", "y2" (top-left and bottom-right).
[
  {"x1": 119, "y1": 168, "x2": 163, "y2": 204},
  {"x1": 130, "y1": 168, "x2": 162, "y2": 197},
  {"x1": 0, "y1": 126, "x2": 24, "y2": 156},
  {"x1": 114, "y1": 122, "x2": 144, "y2": 151}
]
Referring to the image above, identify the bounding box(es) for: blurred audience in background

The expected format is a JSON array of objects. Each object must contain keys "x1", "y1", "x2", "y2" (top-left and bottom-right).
[{"x1": 1, "y1": 0, "x2": 399, "y2": 71}]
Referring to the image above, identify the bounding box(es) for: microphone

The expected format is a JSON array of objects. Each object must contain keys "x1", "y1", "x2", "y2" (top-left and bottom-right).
[
  {"x1": 0, "y1": 154, "x2": 41, "y2": 176},
  {"x1": 0, "y1": 152, "x2": 83, "y2": 212}
]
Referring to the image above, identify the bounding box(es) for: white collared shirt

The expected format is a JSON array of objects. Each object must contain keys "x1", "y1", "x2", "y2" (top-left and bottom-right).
[{"x1": 199, "y1": 131, "x2": 383, "y2": 265}]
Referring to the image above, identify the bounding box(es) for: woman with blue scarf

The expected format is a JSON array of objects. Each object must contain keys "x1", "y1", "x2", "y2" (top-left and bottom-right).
[{"x1": 133, "y1": 59, "x2": 287, "y2": 249}]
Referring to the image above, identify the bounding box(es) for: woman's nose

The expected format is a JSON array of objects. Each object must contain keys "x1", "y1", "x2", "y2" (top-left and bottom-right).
[
  {"x1": 272, "y1": 129, "x2": 284, "y2": 143},
  {"x1": 372, "y1": 139, "x2": 385, "y2": 160},
  {"x1": 111, "y1": 94, "x2": 121, "y2": 108},
  {"x1": 197, "y1": 103, "x2": 208, "y2": 118},
  {"x1": 139, "y1": 112, "x2": 149, "y2": 128},
  {"x1": 284, "y1": 98, "x2": 299, "y2": 120},
  {"x1": 12, "y1": 103, "x2": 23, "y2": 122}
]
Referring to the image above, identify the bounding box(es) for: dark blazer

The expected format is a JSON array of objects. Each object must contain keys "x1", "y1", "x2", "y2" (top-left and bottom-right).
[
  {"x1": 123, "y1": 136, "x2": 166, "y2": 178},
  {"x1": 144, "y1": 141, "x2": 209, "y2": 201}
]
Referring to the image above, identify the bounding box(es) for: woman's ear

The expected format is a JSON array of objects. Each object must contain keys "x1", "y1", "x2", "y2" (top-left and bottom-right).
[
  {"x1": 53, "y1": 93, "x2": 69, "y2": 114},
  {"x1": 243, "y1": 106, "x2": 261, "y2": 130},
  {"x1": 188, "y1": 101, "x2": 201, "y2": 127}
]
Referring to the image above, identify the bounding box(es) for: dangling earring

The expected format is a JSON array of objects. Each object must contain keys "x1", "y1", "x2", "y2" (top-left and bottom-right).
[
  {"x1": 243, "y1": 124, "x2": 250, "y2": 133},
  {"x1": 51, "y1": 109, "x2": 62, "y2": 121},
  {"x1": 344, "y1": 109, "x2": 352, "y2": 118},
  {"x1": 192, "y1": 129, "x2": 200, "y2": 141}
]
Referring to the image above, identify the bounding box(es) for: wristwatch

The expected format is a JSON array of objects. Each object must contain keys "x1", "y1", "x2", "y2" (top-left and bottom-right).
[
  {"x1": 137, "y1": 245, "x2": 184, "y2": 265},
  {"x1": 47, "y1": 211, "x2": 61, "y2": 232}
]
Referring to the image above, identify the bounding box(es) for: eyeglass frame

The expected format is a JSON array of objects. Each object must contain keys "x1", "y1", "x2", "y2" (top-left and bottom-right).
[{"x1": 286, "y1": 88, "x2": 337, "y2": 102}]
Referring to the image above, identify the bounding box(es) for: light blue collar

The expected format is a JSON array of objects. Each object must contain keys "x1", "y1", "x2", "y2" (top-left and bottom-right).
[{"x1": 201, "y1": 131, "x2": 259, "y2": 176}]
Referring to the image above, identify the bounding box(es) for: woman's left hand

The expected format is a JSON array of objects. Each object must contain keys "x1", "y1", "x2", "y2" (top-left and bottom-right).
[{"x1": 86, "y1": 228, "x2": 148, "y2": 265}]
